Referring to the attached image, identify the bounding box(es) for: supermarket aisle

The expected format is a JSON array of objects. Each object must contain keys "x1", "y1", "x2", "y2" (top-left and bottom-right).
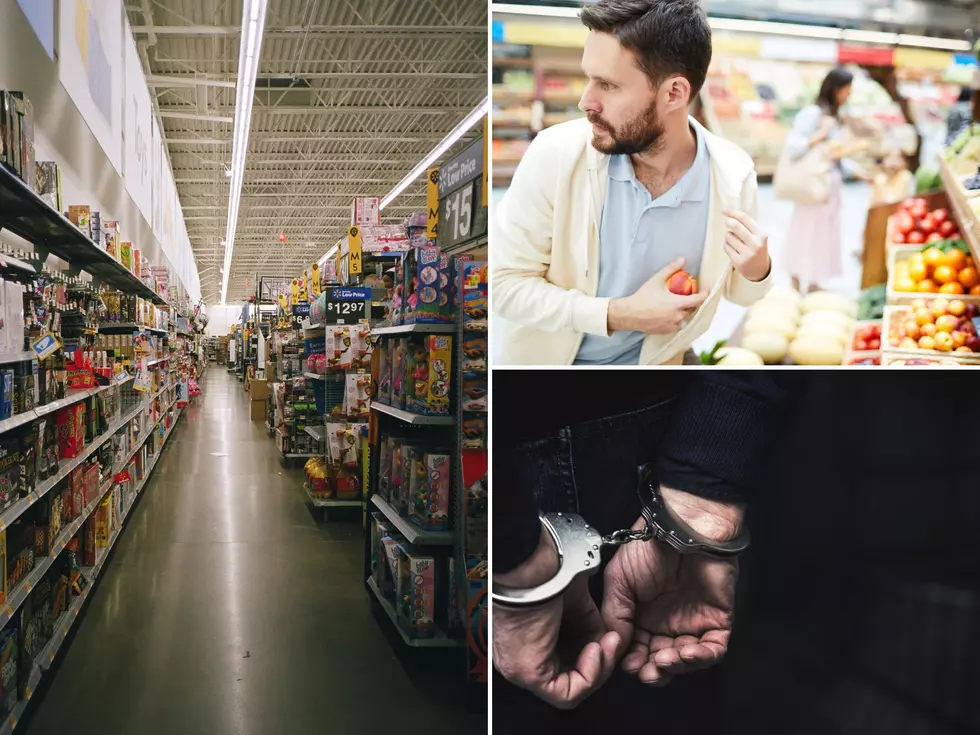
[{"x1": 22, "y1": 370, "x2": 480, "y2": 735}]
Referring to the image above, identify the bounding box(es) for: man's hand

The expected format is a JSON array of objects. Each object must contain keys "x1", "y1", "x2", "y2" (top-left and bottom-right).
[
  {"x1": 608, "y1": 258, "x2": 709, "y2": 335},
  {"x1": 724, "y1": 211, "x2": 771, "y2": 283},
  {"x1": 493, "y1": 526, "x2": 621, "y2": 709},
  {"x1": 601, "y1": 487, "x2": 744, "y2": 687}
]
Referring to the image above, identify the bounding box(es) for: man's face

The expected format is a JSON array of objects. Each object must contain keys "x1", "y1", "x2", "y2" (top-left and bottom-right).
[{"x1": 579, "y1": 31, "x2": 669, "y2": 156}]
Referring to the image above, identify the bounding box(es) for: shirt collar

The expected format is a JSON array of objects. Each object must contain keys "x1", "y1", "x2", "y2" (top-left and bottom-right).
[{"x1": 608, "y1": 124, "x2": 710, "y2": 206}]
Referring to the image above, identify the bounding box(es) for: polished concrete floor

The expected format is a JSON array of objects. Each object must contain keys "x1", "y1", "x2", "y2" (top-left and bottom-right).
[{"x1": 22, "y1": 368, "x2": 484, "y2": 735}]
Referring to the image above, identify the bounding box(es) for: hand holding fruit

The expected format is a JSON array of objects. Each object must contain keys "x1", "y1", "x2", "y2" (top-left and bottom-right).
[
  {"x1": 607, "y1": 258, "x2": 709, "y2": 336},
  {"x1": 723, "y1": 210, "x2": 771, "y2": 283}
]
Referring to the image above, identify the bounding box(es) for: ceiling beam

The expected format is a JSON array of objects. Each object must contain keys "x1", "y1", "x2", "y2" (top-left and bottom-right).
[
  {"x1": 159, "y1": 111, "x2": 234, "y2": 123},
  {"x1": 146, "y1": 74, "x2": 237, "y2": 89},
  {"x1": 164, "y1": 134, "x2": 454, "y2": 145},
  {"x1": 130, "y1": 25, "x2": 486, "y2": 36},
  {"x1": 161, "y1": 105, "x2": 471, "y2": 116}
]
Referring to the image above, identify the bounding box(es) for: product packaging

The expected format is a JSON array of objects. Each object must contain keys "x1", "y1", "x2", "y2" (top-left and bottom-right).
[
  {"x1": 68, "y1": 205, "x2": 92, "y2": 239},
  {"x1": 390, "y1": 439, "x2": 408, "y2": 510},
  {"x1": 56, "y1": 403, "x2": 86, "y2": 459},
  {"x1": 0, "y1": 437, "x2": 19, "y2": 511},
  {"x1": 403, "y1": 246, "x2": 449, "y2": 324},
  {"x1": 462, "y1": 336, "x2": 488, "y2": 373},
  {"x1": 103, "y1": 221, "x2": 120, "y2": 260},
  {"x1": 461, "y1": 261, "x2": 488, "y2": 329},
  {"x1": 10, "y1": 93, "x2": 33, "y2": 186},
  {"x1": 90, "y1": 210, "x2": 103, "y2": 249},
  {"x1": 379, "y1": 535, "x2": 404, "y2": 599},
  {"x1": 397, "y1": 549, "x2": 436, "y2": 639},
  {"x1": 462, "y1": 416, "x2": 487, "y2": 450},
  {"x1": 462, "y1": 375, "x2": 487, "y2": 413},
  {"x1": 121, "y1": 241, "x2": 133, "y2": 271},
  {"x1": 391, "y1": 338, "x2": 407, "y2": 410},
  {"x1": 406, "y1": 335, "x2": 452, "y2": 416},
  {"x1": 6, "y1": 281, "x2": 25, "y2": 354},
  {"x1": 34, "y1": 161, "x2": 62, "y2": 212},
  {"x1": 344, "y1": 373, "x2": 370, "y2": 417},
  {"x1": 327, "y1": 423, "x2": 358, "y2": 468},
  {"x1": 375, "y1": 338, "x2": 391, "y2": 406},
  {"x1": 409, "y1": 452, "x2": 452, "y2": 531}
]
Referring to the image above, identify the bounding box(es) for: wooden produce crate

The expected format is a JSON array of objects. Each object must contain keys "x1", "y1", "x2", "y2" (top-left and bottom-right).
[
  {"x1": 885, "y1": 245, "x2": 980, "y2": 306},
  {"x1": 882, "y1": 305, "x2": 980, "y2": 364},
  {"x1": 880, "y1": 351, "x2": 961, "y2": 367},
  {"x1": 842, "y1": 320, "x2": 882, "y2": 366},
  {"x1": 939, "y1": 157, "x2": 980, "y2": 265}
]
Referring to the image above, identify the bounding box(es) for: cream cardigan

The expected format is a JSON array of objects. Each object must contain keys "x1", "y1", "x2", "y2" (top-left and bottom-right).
[{"x1": 493, "y1": 117, "x2": 773, "y2": 366}]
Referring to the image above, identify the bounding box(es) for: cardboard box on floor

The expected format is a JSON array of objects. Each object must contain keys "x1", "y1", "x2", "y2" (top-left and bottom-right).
[
  {"x1": 250, "y1": 399, "x2": 266, "y2": 421},
  {"x1": 250, "y1": 378, "x2": 270, "y2": 401}
]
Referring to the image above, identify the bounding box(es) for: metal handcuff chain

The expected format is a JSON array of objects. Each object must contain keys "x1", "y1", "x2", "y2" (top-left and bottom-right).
[{"x1": 492, "y1": 465, "x2": 750, "y2": 608}]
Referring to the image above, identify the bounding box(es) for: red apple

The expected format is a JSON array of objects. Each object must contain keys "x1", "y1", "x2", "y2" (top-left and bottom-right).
[
  {"x1": 967, "y1": 336, "x2": 980, "y2": 352},
  {"x1": 666, "y1": 269, "x2": 698, "y2": 296},
  {"x1": 966, "y1": 303, "x2": 980, "y2": 319}
]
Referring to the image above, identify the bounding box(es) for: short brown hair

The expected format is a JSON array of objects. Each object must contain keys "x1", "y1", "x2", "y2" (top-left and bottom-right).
[{"x1": 580, "y1": 0, "x2": 712, "y2": 100}]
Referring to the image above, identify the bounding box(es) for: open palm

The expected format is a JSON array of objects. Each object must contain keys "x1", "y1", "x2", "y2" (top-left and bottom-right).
[{"x1": 601, "y1": 531, "x2": 738, "y2": 687}]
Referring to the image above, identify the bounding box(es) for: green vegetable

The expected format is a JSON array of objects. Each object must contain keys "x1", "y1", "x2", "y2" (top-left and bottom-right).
[
  {"x1": 914, "y1": 166, "x2": 941, "y2": 194},
  {"x1": 919, "y1": 239, "x2": 969, "y2": 254},
  {"x1": 699, "y1": 340, "x2": 728, "y2": 366}
]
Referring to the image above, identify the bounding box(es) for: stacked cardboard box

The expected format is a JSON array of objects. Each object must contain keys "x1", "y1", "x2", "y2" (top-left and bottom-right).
[{"x1": 249, "y1": 379, "x2": 269, "y2": 421}]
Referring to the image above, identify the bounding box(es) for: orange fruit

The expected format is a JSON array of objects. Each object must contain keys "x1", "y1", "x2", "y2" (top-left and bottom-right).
[
  {"x1": 923, "y1": 247, "x2": 944, "y2": 268},
  {"x1": 933, "y1": 265, "x2": 957, "y2": 284},
  {"x1": 941, "y1": 249, "x2": 967, "y2": 271},
  {"x1": 909, "y1": 253, "x2": 927, "y2": 271},
  {"x1": 958, "y1": 266, "x2": 980, "y2": 289},
  {"x1": 971, "y1": 285, "x2": 980, "y2": 296},
  {"x1": 894, "y1": 276, "x2": 917, "y2": 292},
  {"x1": 940, "y1": 281, "x2": 965, "y2": 295},
  {"x1": 916, "y1": 279, "x2": 937, "y2": 293},
  {"x1": 907, "y1": 261, "x2": 928, "y2": 282}
]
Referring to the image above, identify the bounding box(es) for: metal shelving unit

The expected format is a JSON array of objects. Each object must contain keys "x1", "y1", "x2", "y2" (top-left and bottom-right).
[
  {"x1": 98, "y1": 323, "x2": 166, "y2": 335},
  {"x1": 366, "y1": 578, "x2": 462, "y2": 649},
  {"x1": 370, "y1": 402, "x2": 455, "y2": 426},
  {"x1": 370, "y1": 495, "x2": 454, "y2": 545},
  {"x1": 371, "y1": 324, "x2": 456, "y2": 336},
  {"x1": 304, "y1": 485, "x2": 361, "y2": 509}
]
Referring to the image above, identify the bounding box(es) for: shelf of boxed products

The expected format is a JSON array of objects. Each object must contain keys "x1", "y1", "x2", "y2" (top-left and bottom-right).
[
  {"x1": 366, "y1": 578, "x2": 460, "y2": 649},
  {"x1": 303, "y1": 425, "x2": 328, "y2": 442},
  {"x1": 303, "y1": 372, "x2": 325, "y2": 381},
  {"x1": 0, "y1": 407, "x2": 182, "y2": 735},
  {"x1": 938, "y1": 157, "x2": 980, "y2": 265},
  {"x1": 0, "y1": 396, "x2": 147, "y2": 536},
  {"x1": 98, "y1": 323, "x2": 167, "y2": 336},
  {"x1": 0, "y1": 167, "x2": 168, "y2": 306},
  {"x1": 371, "y1": 324, "x2": 456, "y2": 336},
  {"x1": 371, "y1": 402, "x2": 455, "y2": 426},
  {"x1": 370, "y1": 495, "x2": 454, "y2": 546},
  {"x1": 303, "y1": 484, "x2": 361, "y2": 509},
  {"x1": 0, "y1": 375, "x2": 136, "y2": 438},
  {"x1": 146, "y1": 356, "x2": 170, "y2": 369}
]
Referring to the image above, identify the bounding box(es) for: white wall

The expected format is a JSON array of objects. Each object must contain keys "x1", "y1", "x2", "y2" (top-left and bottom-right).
[{"x1": 0, "y1": 0, "x2": 201, "y2": 303}]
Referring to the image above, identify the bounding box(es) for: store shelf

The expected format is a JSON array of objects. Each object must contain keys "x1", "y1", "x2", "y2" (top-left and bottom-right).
[
  {"x1": 303, "y1": 372, "x2": 325, "y2": 380},
  {"x1": 282, "y1": 453, "x2": 319, "y2": 459},
  {"x1": 0, "y1": 407, "x2": 182, "y2": 735},
  {"x1": 371, "y1": 403, "x2": 455, "y2": 426},
  {"x1": 304, "y1": 425, "x2": 327, "y2": 441},
  {"x1": 146, "y1": 356, "x2": 170, "y2": 368},
  {"x1": 371, "y1": 324, "x2": 456, "y2": 336},
  {"x1": 176, "y1": 330, "x2": 193, "y2": 338},
  {"x1": 98, "y1": 323, "x2": 166, "y2": 335},
  {"x1": 304, "y1": 485, "x2": 360, "y2": 508},
  {"x1": 366, "y1": 577, "x2": 461, "y2": 648},
  {"x1": 0, "y1": 352, "x2": 35, "y2": 366},
  {"x1": 370, "y1": 495, "x2": 454, "y2": 545},
  {"x1": 0, "y1": 165, "x2": 168, "y2": 305},
  {"x1": 939, "y1": 157, "x2": 980, "y2": 264}
]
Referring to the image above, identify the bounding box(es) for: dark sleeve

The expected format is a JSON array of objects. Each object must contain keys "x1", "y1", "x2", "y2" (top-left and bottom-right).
[
  {"x1": 659, "y1": 372, "x2": 806, "y2": 502},
  {"x1": 491, "y1": 458, "x2": 541, "y2": 574}
]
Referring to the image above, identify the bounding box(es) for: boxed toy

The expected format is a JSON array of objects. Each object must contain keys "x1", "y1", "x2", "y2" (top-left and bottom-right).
[
  {"x1": 0, "y1": 628, "x2": 16, "y2": 719},
  {"x1": 56, "y1": 402, "x2": 86, "y2": 459},
  {"x1": 68, "y1": 205, "x2": 92, "y2": 239},
  {"x1": 438, "y1": 252, "x2": 453, "y2": 320},
  {"x1": 396, "y1": 549, "x2": 436, "y2": 639},
  {"x1": 389, "y1": 440, "x2": 410, "y2": 512},
  {"x1": 462, "y1": 375, "x2": 487, "y2": 413},
  {"x1": 120, "y1": 241, "x2": 133, "y2": 271},
  {"x1": 404, "y1": 446, "x2": 426, "y2": 519},
  {"x1": 10, "y1": 93, "x2": 34, "y2": 186},
  {"x1": 0, "y1": 370, "x2": 10, "y2": 421},
  {"x1": 373, "y1": 341, "x2": 391, "y2": 406},
  {"x1": 461, "y1": 261, "x2": 488, "y2": 329},
  {"x1": 395, "y1": 445, "x2": 423, "y2": 516},
  {"x1": 462, "y1": 336, "x2": 488, "y2": 373},
  {"x1": 408, "y1": 452, "x2": 452, "y2": 531},
  {"x1": 403, "y1": 246, "x2": 450, "y2": 324},
  {"x1": 103, "y1": 221, "x2": 120, "y2": 260},
  {"x1": 18, "y1": 425, "x2": 36, "y2": 497},
  {"x1": 466, "y1": 556, "x2": 489, "y2": 684},
  {"x1": 0, "y1": 530, "x2": 5, "y2": 606},
  {"x1": 0, "y1": 436, "x2": 19, "y2": 511},
  {"x1": 462, "y1": 416, "x2": 487, "y2": 450},
  {"x1": 379, "y1": 535, "x2": 404, "y2": 600},
  {"x1": 391, "y1": 338, "x2": 407, "y2": 410},
  {"x1": 6, "y1": 281, "x2": 24, "y2": 353},
  {"x1": 35, "y1": 161, "x2": 62, "y2": 213},
  {"x1": 406, "y1": 335, "x2": 452, "y2": 416},
  {"x1": 327, "y1": 423, "x2": 358, "y2": 468}
]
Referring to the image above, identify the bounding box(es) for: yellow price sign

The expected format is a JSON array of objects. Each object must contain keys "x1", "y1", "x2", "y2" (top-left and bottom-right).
[
  {"x1": 310, "y1": 263, "x2": 321, "y2": 297},
  {"x1": 347, "y1": 226, "x2": 363, "y2": 275},
  {"x1": 278, "y1": 293, "x2": 288, "y2": 312},
  {"x1": 291, "y1": 279, "x2": 300, "y2": 303},
  {"x1": 426, "y1": 168, "x2": 440, "y2": 239}
]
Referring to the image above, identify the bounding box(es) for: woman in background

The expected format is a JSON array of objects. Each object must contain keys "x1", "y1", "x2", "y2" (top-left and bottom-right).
[{"x1": 784, "y1": 68, "x2": 869, "y2": 293}]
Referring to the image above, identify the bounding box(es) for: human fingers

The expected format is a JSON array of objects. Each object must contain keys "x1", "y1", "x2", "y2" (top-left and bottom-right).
[
  {"x1": 652, "y1": 634, "x2": 700, "y2": 675},
  {"x1": 723, "y1": 240, "x2": 746, "y2": 266},
  {"x1": 652, "y1": 257, "x2": 687, "y2": 282},
  {"x1": 621, "y1": 628, "x2": 651, "y2": 674},
  {"x1": 675, "y1": 290, "x2": 709, "y2": 311},
  {"x1": 637, "y1": 657, "x2": 675, "y2": 688},
  {"x1": 725, "y1": 232, "x2": 746, "y2": 256},
  {"x1": 561, "y1": 576, "x2": 607, "y2": 649},
  {"x1": 723, "y1": 212, "x2": 756, "y2": 245},
  {"x1": 601, "y1": 556, "x2": 638, "y2": 660},
  {"x1": 539, "y1": 631, "x2": 621, "y2": 710}
]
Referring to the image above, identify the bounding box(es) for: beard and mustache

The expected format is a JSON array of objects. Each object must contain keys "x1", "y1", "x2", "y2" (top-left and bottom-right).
[{"x1": 587, "y1": 97, "x2": 666, "y2": 156}]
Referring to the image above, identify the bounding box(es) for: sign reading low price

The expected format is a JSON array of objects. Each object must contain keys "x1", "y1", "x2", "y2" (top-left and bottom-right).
[{"x1": 323, "y1": 287, "x2": 371, "y2": 324}]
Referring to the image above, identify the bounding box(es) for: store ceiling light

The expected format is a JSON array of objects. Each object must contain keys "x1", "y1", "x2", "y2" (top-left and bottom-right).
[
  {"x1": 379, "y1": 96, "x2": 490, "y2": 210},
  {"x1": 897, "y1": 34, "x2": 970, "y2": 52},
  {"x1": 841, "y1": 29, "x2": 898, "y2": 45},
  {"x1": 220, "y1": 0, "x2": 269, "y2": 306},
  {"x1": 708, "y1": 17, "x2": 841, "y2": 40},
  {"x1": 491, "y1": 3, "x2": 580, "y2": 18}
]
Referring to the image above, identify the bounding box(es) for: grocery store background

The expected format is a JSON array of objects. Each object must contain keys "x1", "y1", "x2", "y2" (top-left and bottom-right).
[{"x1": 490, "y1": 0, "x2": 980, "y2": 359}]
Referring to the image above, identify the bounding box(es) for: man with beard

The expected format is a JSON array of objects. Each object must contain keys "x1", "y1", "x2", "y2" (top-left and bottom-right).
[{"x1": 493, "y1": 0, "x2": 773, "y2": 365}]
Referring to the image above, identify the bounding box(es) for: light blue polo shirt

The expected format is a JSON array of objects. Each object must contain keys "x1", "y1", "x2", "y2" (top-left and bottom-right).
[{"x1": 575, "y1": 126, "x2": 711, "y2": 365}]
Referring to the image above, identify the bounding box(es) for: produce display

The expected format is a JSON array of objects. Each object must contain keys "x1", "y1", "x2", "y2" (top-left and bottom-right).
[
  {"x1": 891, "y1": 244, "x2": 980, "y2": 296},
  {"x1": 846, "y1": 321, "x2": 882, "y2": 366},
  {"x1": 943, "y1": 123, "x2": 980, "y2": 177},
  {"x1": 890, "y1": 199, "x2": 961, "y2": 246},
  {"x1": 886, "y1": 298, "x2": 980, "y2": 356},
  {"x1": 735, "y1": 287, "x2": 858, "y2": 366}
]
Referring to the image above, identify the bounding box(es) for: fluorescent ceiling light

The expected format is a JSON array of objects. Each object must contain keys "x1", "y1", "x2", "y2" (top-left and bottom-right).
[
  {"x1": 491, "y1": 3, "x2": 580, "y2": 18},
  {"x1": 708, "y1": 17, "x2": 841, "y2": 40},
  {"x1": 220, "y1": 0, "x2": 269, "y2": 305},
  {"x1": 841, "y1": 29, "x2": 898, "y2": 45},
  {"x1": 380, "y1": 97, "x2": 489, "y2": 210},
  {"x1": 897, "y1": 34, "x2": 970, "y2": 52}
]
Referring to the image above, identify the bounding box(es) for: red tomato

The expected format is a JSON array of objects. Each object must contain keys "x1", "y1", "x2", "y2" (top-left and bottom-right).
[
  {"x1": 897, "y1": 213, "x2": 915, "y2": 235},
  {"x1": 926, "y1": 232, "x2": 943, "y2": 243},
  {"x1": 949, "y1": 231, "x2": 961, "y2": 240},
  {"x1": 854, "y1": 338, "x2": 869, "y2": 351},
  {"x1": 908, "y1": 231, "x2": 926, "y2": 245},
  {"x1": 939, "y1": 221, "x2": 957, "y2": 238},
  {"x1": 899, "y1": 198, "x2": 916, "y2": 212},
  {"x1": 914, "y1": 198, "x2": 929, "y2": 208},
  {"x1": 910, "y1": 205, "x2": 928, "y2": 220},
  {"x1": 868, "y1": 338, "x2": 881, "y2": 350},
  {"x1": 893, "y1": 232, "x2": 908, "y2": 244},
  {"x1": 919, "y1": 216, "x2": 936, "y2": 235},
  {"x1": 932, "y1": 209, "x2": 949, "y2": 224}
]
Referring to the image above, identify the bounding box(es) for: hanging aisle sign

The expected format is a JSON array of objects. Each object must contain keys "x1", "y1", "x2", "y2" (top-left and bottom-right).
[
  {"x1": 427, "y1": 168, "x2": 440, "y2": 239},
  {"x1": 310, "y1": 264, "x2": 322, "y2": 298},
  {"x1": 437, "y1": 137, "x2": 488, "y2": 251},
  {"x1": 347, "y1": 226, "x2": 363, "y2": 275}
]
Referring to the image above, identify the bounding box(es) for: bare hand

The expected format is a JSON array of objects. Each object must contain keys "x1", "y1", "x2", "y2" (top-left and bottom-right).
[
  {"x1": 723, "y1": 211, "x2": 771, "y2": 283},
  {"x1": 493, "y1": 529, "x2": 621, "y2": 709},
  {"x1": 608, "y1": 258, "x2": 709, "y2": 335},
  {"x1": 601, "y1": 488, "x2": 744, "y2": 687}
]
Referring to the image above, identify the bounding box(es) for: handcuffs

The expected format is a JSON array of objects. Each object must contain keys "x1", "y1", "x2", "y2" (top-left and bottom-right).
[{"x1": 492, "y1": 464, "x2": 751, "y2": 608}]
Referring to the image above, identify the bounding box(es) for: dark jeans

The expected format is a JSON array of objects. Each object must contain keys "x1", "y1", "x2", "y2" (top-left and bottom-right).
[{"x1": 493, "y1": 400, "x2": 725, "y2": 731}]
